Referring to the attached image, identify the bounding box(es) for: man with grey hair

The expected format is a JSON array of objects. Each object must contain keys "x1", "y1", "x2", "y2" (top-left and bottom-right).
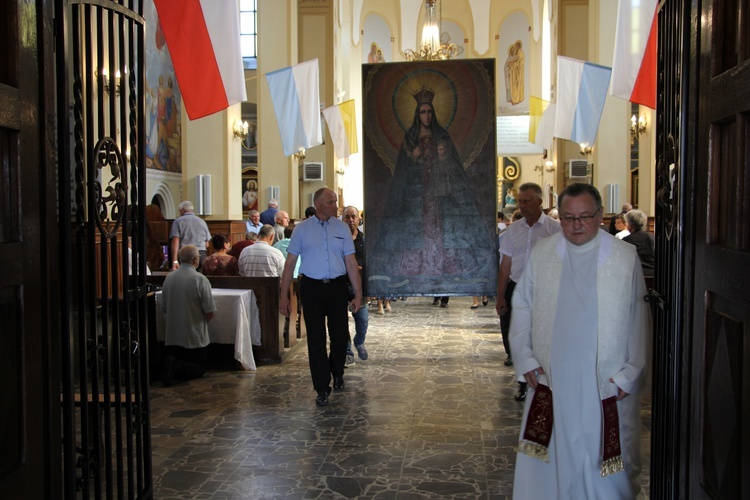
[
  {"x1": 273, "y1": 210, "x2": 290, "y2": 244},
  {"x1": 623, "y1": 209, "x2": 655, "y2": 277},
  {"x1": 510, "y1": 183, "x2": 650, "y2": 498},
  {"x1": 279, "y1": 188, "x2": 362, "y2": 407},
  {"x1": 170, "y1": 200, "x2": 211, "y2": 271},
  {"x1": 246, "y1": 210, "x2": 262, "y2": 234},
  {"x1": 260, "y1": 198, "x2": 279, "y2": 226},
  {"x1": 160, "y1": 245, "x2": 217, "y2": 386},
  {"x1": 238, "y1": 224, "x2": 285, "y2": 277},
  {"x1": 496, "y1": 182, "x2": 561, "y2": 401}
]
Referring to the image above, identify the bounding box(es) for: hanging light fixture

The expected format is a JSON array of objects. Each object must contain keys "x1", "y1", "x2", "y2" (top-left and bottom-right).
[
  {"x1": 421, "y1": 0, "x2": 440, "y2": 53},
  {"x1": 404, "y1": 0, "x2": 458, "y2": 61}
]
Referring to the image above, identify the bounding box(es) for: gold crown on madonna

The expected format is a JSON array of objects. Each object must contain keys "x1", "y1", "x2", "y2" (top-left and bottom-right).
[{"x1": 413, "y1": 87, "x2": 435, "y2": 105}]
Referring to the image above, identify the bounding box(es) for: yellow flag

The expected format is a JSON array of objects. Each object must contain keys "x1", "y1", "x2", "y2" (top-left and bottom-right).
[
  {"x1": 322, "y1": 99, "x2": 358, "y2": 158},
  {"x1": 528, "y1": 96, "x2": 549, "y2": 144}
]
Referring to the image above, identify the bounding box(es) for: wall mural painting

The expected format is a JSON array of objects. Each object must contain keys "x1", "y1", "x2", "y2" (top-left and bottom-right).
[
  {"x1": 363, "y1": 59, "x2": 498, "y2": 297},
  {"x1": 144, "y1": 0, "x2": 182, "y2": 173}
]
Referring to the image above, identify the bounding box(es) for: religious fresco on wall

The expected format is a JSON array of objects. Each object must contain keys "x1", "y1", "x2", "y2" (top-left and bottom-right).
[
  {"x1": 362, "y1": 59, "x2": 498, "y2": 297},
  {"x1": 144, "y1": 0, "x2": 182, "y2": 173}
]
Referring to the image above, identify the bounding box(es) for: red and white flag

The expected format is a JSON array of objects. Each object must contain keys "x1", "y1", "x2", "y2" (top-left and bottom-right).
[
  {"x1": 154, "y1": 0, "x2": 247, "y2": 120},
  {"x1": 610, "y1": 0, "x2": 657, "y2": 109}
]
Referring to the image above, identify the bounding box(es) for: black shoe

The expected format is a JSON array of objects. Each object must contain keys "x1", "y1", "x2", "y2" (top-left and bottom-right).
[
  {"x1": 432, "y1": 298, "x2": 440, "y2": 305},
  {"x1": 482, "y1": 299, "x2": 489, "y2": 306},
  {"x1": 514, "y1": 383, "x2": 527, "y2": 402},
  {"x1": 504, "y1": 356, "x2": 513, "y2": 366},
  {"x1": 333, "y1": 376, "x2": 345, "y2": 391},
  {"x1": 315, "y1": 391, "x2": 329, "y2": 406},
  {"x1": 161, "y1": 355, "x2": 176, "y2": 387}
]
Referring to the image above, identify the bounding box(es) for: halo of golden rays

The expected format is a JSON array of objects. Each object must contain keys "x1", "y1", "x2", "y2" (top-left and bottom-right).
[{"x1": 363, "y1": 60, "x2": 495, "y2": 175}]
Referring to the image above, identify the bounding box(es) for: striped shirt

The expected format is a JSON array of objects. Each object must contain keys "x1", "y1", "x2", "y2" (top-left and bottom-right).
[{"x1": 238, "y1": 241, "x2": 285, "y2": 277}]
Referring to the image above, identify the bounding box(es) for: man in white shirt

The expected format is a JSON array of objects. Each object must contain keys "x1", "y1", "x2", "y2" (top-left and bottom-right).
[
  {"x1": 238, "y1": 225, "x2": 285, "y2": 277},
  {"x1": 495, "y1": 182, "x2": 561, "y2": 401}
]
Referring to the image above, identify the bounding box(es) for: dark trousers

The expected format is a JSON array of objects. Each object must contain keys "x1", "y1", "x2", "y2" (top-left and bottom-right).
[
  {"x1": 300, "y1": 276, "x2": 350, "y2": 393},
  {"x1": 165, "y1": 345, "x2": 208, "y2": 382},
  {"x1": 500, "y1": 280, "x2": 517, "y2": 356}
]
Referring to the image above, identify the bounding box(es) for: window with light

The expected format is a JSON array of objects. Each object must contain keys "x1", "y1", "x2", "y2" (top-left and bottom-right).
[{"x1": 240, "y1": 0, "x2": 257, "y2": 69}]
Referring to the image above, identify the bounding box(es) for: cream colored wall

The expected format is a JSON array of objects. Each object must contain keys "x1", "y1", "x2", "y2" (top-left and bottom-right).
[
  {"x1": 178, "y1": 104, "x2": 244, "y2": 221},
  {"x1": 257, "y1": 0, "x2": 301, "y2": 218},
  {"x1": 298, "y1": 3, "x2": 331, "y2": 213}
]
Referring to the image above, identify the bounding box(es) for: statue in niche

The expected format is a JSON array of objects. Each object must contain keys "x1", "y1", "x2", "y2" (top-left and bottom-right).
[{"x1": 504, "y1": 40, "x2": 525, "y2": 105}]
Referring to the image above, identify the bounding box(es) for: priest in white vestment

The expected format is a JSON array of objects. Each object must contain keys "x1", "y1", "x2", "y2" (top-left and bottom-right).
[{"x1": 509, "y1": 183, "x2": 651, "y2": 499}]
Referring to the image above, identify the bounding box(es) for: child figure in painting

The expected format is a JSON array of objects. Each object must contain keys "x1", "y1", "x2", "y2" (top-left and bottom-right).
[{"x1": 430, "y1": 139, "x2": 456, "y2": 198}]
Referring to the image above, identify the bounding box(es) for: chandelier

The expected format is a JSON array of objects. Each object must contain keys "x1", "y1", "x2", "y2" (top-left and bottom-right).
[{"x1": 404, "y1": 0, "x2": 458, "y2": 61}]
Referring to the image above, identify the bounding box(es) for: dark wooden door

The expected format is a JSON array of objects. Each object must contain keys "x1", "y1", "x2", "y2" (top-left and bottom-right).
[
  {"x1": 683, "y1": 0, "x2": 750, "y2": 497},
  {"x1": 0, "y1": 0, "x2": 60, "y2": 497}
]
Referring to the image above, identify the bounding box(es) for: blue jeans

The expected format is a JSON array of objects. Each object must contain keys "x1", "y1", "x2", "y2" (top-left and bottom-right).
[{"x1": 346, "y1": 304, "x2": 369, "y2": 356}]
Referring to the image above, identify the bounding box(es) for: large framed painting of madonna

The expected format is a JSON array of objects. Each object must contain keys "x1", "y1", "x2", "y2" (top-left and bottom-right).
[{"x1": 362, "y1": 59, "x2": 498, "y2": 297}]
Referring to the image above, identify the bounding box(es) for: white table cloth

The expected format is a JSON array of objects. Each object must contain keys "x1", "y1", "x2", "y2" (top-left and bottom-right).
[{"x1": 156, "y1": 289, "x2": 261, "y2": 370}]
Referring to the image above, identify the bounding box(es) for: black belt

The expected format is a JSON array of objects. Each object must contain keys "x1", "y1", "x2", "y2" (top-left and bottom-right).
[{"x1": 301, "y1": 275, "x2": 346, "y2": 284}]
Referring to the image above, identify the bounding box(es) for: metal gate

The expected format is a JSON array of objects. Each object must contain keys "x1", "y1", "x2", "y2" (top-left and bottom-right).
[
  {"x1": 57, "y1": 0, "x2": 152, "y2": 497},
  {"x1": 650, "y1": 0, "x2": 690, "y2": 498}
]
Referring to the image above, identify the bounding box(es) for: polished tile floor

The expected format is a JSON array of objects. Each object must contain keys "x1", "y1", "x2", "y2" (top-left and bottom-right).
[{"x1": 150, "y1": 296, "x2": 651, "y2": 499}]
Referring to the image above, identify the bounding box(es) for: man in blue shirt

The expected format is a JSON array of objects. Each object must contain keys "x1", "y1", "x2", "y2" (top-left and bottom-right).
[
  {"x1": 260, "y1": 198, "x2": 279, "y2": 226},
  {"x1": 280, "y1": 188, "x2": 363, "y2": 406}
]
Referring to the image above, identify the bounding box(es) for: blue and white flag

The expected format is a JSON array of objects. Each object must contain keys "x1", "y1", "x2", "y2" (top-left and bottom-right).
[
  {"x1": 265, "y1": 59, "x2": 323, "y2": 157},
  {"x1": 554, "y1": 56, "x2": 612, "y2": 145}
]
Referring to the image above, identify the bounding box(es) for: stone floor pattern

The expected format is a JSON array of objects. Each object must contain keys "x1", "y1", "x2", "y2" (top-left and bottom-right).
[{"x1": 150, "y1": 296, "x2": 651, "y2": 499}]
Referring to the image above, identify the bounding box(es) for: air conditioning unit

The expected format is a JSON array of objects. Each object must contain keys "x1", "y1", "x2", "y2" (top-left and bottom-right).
[
  {"x1": 568, "y1": 159, "x2": 589, "y2": 178},
  {"x1": 302, "y1": 162, "x2": 323, "y2": 182},
  {"x1": 195, "y1": 174, "x2": 212, "y2": 215}
]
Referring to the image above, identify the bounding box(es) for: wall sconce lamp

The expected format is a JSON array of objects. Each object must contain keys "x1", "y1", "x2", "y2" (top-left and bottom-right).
[
  {"x1": 534, "y1": 160, "x2": 555, "y2": 174},
  {"x1": 630, "y1": 114, "x2": 647, "y2": 139},
  {"x1": 232, "y1": 119, "x2": 249, "y2": 140},
  {"x1": 579, "y1": 142, "x2": 593, "y2": 156},
  {"x1": 96, "y1": 68, "x2": 122, "y2": 96},
  {"x1": 293, "y1": 147, "x2": 306, "y2": 166}
]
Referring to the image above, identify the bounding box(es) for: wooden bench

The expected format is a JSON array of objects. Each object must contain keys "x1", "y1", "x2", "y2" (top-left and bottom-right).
[{"x1": 147, "y1": 274, "x2": 302, "y2": 364}]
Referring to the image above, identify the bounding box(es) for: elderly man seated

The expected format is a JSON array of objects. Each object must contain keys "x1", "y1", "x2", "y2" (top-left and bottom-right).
[
  {"x1": 623, "y1": 209, "x2": 655, "y2": 277},
  {"x1": 238, "y1": 224, "x2": 286, "y2": 277},
  {"x1": 227, "y1": 232, "x2": 258, "y2": 261},
  {"x1": 273, "y1": 210, "x2": 290, "y2": 244},
  {"x1": 161, "y1": 245, "x2": 217, "y2": 386}
]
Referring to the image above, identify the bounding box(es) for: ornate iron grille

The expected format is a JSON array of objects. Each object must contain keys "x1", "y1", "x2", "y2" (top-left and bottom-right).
[
  {"x1": 650, "y1": 0, "x2": 689, "y2": 498},
  {"x1": 57, "y1": 1, "x2": 152, "y2": 498}
]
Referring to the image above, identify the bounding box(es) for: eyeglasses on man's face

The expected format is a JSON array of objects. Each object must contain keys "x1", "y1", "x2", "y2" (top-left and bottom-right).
[{"x1": 559, "y1": 207, "x2": 601, "y2": 225}]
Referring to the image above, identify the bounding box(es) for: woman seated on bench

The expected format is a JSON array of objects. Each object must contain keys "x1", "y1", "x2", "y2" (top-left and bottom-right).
[{"x1": 202, "y1": 234, "x2": 239, "y2": 276}]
